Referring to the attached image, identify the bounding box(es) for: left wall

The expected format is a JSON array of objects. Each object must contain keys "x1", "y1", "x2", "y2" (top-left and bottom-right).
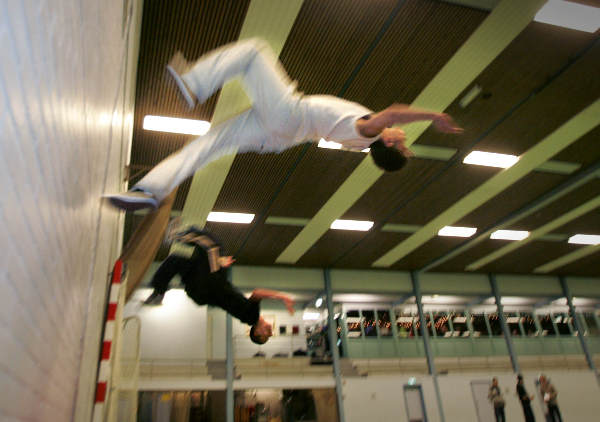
[{"x1": 0, "y1": 0, "x2": 142, "y2": 420}]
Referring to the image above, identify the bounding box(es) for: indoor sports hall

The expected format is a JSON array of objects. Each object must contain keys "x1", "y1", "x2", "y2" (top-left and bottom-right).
[{"x1": 1, "y1": 1, "x2": 599, "y2": 421}]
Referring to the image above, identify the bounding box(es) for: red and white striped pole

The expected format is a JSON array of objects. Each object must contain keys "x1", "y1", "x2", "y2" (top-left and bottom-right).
[{"x1": 92, "y1": 259, "x2": 124, "y2": 422}]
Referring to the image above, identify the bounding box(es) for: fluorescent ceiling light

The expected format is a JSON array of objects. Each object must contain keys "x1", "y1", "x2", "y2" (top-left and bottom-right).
[
  {"x1": 318, "y1": 138, "x2": 342, "y2": 150},
  {"x1": 463, "y1": 151, "x2": 519, "y2": 168},
  {"x1": 491, "y1": 230, "x2": 530, "y2": 241},
  {"x1": 568, "y1": 234, "x2": 600, "y2": 245},
  {"x1": 331, "y1": 219, "x2": 374, "y2": 231},
  {"x1": 303, "y1": 312, "x2": 321, "y2": 321},
  {"x1": 318, "y1": 138, "x2": 370, "y2": 153},
  {"x1": 534, "y1": 0, "x2": 600, "y2": 33},
  {"x1": 143, "y1": 115, "x2": 210, "y2": 136},
  {"x1": 207, "y1": 212, "x2": 254, "y2": 224},
  {"x1": 438, "y1": 226, "x2": 477, "y2": 237},
  {"x1": 315, "y1": 298, "x2": 323, "y2": 308}
]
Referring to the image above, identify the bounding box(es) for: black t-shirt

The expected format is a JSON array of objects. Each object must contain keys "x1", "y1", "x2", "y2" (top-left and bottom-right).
[
  {"x1": 152, "y1": 226, "x2": 261, "y2": 325},
  {"x1": 183, "y1": 269, "x2": 260, "y2": 326},
  {"x1": 517, "y1": 383, "x2": 530, "y2": 403}
]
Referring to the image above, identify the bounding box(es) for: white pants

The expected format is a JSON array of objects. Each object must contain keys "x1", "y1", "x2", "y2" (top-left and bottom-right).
[{"x1": 135, "y1": 39, "x2": 308, "y2": 201}]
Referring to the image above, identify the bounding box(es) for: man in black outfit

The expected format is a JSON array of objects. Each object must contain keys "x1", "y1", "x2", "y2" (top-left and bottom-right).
[
  {"x1": 517, "y1": 374, "x2": 536, "y2": 422},
  {"x1": 143, "y1": 226, "x2": 295, "y2": 344}
]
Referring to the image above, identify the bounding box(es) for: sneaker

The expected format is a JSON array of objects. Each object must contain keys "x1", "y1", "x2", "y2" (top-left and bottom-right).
[
  {"x1": 167, "y1": 51, "x2": 197, "y2": 108},
  {"x1": 143, "y1": 291, "x2": 164, "y2": 306},
  {"x1": 103, "y1": 190, "x2": 159, "y2": 211}
]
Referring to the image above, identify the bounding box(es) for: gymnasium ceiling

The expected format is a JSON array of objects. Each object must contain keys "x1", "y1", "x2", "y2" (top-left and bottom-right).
[{"x1": 124, "y1": 0, "x2": 600, "y2": 277}]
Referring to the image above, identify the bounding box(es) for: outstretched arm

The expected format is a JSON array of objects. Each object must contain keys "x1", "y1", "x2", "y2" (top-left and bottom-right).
[
  {"x1": 250, "y1": 288, "x2": 295, "y2": 314},
  {"x1": 356, "y1": 103, "x2": 463, "y2": 138}
]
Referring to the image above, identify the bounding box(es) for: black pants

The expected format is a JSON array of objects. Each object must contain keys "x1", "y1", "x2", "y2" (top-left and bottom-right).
[
  {"x1": 521, "y1": 402, "x2": 535, "y2": 422},
  {"x1": 547, "y1": 404, "x2": 562, "y2": 422},
  {"x1": 494, "y1": 406, "x2": 505, "y2": 422}
]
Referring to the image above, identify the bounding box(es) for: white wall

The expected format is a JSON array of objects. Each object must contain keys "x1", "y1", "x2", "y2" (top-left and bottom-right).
[
  {"x1": 125, "y1": 289, "x2": 208, "y2": 360},
  {"x1": 0, "y1": 0, "x2": 140, "y2": 421},
  {"x1": 343, "y1": 370, "x2": 600, "y2": 422}
]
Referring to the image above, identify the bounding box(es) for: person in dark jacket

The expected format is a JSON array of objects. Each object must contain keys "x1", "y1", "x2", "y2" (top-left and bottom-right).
[
  {"x1": 143, "y1": 226, "x2": 295, "y2": 344},
  {"x1": 516, "y1": 374, "x2": 535, "y2": 422},
  {"x1": 488, "y1": 377, "x2": 506, "y2": 422}
]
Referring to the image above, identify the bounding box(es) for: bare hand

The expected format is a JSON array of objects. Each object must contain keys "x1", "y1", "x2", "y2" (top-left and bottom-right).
[
  {"x1": 380, "y1": 127, "x2": 414, "y2": 158},
  {"x1": 219, "y1": 256, "x2": 236, "y2": 268},
  {"x1": 282, "y1": 296, "x2": 295, "y2": 315},
  {"x1": 433, "y1": 113, "x2": 463, "y2": 134}
]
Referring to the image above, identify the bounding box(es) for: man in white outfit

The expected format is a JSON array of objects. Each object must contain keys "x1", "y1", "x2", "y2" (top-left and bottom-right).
[{"x1": 106, "y1": 39, "x2": 462, "y2": 211}]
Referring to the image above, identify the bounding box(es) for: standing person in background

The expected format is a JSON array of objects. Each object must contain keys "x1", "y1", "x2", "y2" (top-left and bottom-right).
[
  {"x1": 516, "y1": 374, "x2": 535, "y2": 422},
  {"x1": 539, "y1": 375, "x2": 562, "y2": 422},
  {"x1": 489, "y1": 377, "x2": 506, "y2": 422}
]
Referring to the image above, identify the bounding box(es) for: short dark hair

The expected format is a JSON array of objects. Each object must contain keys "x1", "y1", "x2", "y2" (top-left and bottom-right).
[
  {"x1": 369, "y1": 139, "x2": 408, "y2": 172},
  {"x1": 249, "y1": 324, "x2": 267, "y2": 345}
]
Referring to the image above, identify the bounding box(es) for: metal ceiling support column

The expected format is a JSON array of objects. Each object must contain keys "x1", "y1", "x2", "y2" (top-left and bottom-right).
[
  {"x1": 324, "y1": 268, "x2": 346, "y2": 422},
  {"x1": 411, "y1": 271, "x2": 445, "y2": 422},
  {"x1": 559, "y1": 276, "x2": 597, "y2": 373},
  {"x1": 226, "y1": 313, "x2": 234, "y2": 422},
  {"x1": 488, "y1": 273, "x2": 520, "y2": 373}
]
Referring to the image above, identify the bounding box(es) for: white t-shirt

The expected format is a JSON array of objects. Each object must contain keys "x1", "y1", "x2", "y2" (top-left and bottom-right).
[{"x1": 299, "y1": 95, "x2": 380, "y2": 151}]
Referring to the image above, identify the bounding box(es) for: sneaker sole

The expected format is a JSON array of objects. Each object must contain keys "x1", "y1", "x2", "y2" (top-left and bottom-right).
[
  {"x1": 103, "y1": 194, "x2": 158, "y2": 211},
  {"x1": 167, "y1": 65, "x2": 196, "y2": 109}
]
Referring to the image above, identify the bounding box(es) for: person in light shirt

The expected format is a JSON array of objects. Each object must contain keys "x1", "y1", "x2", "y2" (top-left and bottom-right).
[{"x1": 106, "y1": 39, "x2": 462, "y2": 211}]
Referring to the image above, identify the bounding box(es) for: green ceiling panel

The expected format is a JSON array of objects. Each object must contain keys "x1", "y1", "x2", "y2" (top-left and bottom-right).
[
  {"x1": 276, "y1": 0, "x2": 547, "y2": 264},
  {"x1": 534, "y1": 244, "x2": 600, "y2": 274},
  {"x1": 466, "y1": 194, "x2": 600, "y2": 271},
  {"x1": 374, "y1": 99, "x2": 600, "y2": 268}
]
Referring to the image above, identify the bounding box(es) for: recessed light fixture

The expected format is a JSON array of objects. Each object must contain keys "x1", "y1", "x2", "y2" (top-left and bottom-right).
[
  {"x1": 207, "y1": 212, "x2": 254, "y2": 224},
  {"x1": 318, "y1": 138, "x2": 371, "y2": 153},
  {"x1": 318, "y1": 138, "x2": 342, "y2": 150},
  {"x1": 568, "y1": 234, "x2": 600, "y2": 245},
  {"x1": 534, "y1": 0, "x2": 600, "y2": 33},
  {"x1": 143, "y1": 115, "x2": 211, "y2": 136},
  {"x1": 490, "y1": 230, "x2": 530, "y2": 241},
  {"x1": 463, "y1": 151, "x2": 519, "y2": 169},
  {"x1": 438, "y1": 226, "x2": 477, "y2": 237},
  {"x1": 331, "y1": 219, "x2": 374, "y2": 231}
]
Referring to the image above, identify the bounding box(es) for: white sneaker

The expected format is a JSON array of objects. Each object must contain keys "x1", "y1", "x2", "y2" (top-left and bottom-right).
[
  {"x1": 167, "y1": 51, "x2": 198, "y2": 108},
  {"x1": 103, "y1": 190, "x2": 159, "y2": 211}
]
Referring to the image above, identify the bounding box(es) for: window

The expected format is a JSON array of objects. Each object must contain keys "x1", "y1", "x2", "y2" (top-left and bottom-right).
[
  {"x1": 377, "y1": 309, "x2": 393, "y2": 337},
  {"x1": 396, "y1": 310, "x2": 417, "y2": 338},
  {"x1": 346, "y1": 310, "x2": 362, "y2": 338},
  {"x1": 362, "y1": 310, "x2": 377, "y2": 337},
  {"x1": 538, "y1": 314, "x2": 556, "y2": 336},
  {"x1": 582, "y1": 312, "x2": 600, "y2": 336},
  {"x1": 471, "y1": 313, "x2": 489, "y2": 337},
  {"x1": 505, "y1": 312, "x2": 522, "y2": 337},
  {"x1": 554, "y1": 313, "x2": 572, "y2": 336},
  {"x1": 520, "y1": 312, "x2": 538, "y2": 336},
  {"x1": 488, "y1": 313, "x2": 504, "y2": 336},
  {"x1": 433, "y1": 312, "x2": 451, "y2": 337},
  {"x1": 451, "y1": 312, "x2": 470, "y2": 337}
]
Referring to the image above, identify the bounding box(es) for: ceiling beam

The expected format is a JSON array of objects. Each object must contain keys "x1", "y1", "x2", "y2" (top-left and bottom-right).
[
  {"x1": 375, "y1": 98, "x2": 600, "y2": 268},
  {"x1": 276, "y1": 0, "x2": 547, "y2": 264},
  {"x1": 534, "y1": 244, "x2": 600, "y2": 274},
  {"x1": 466, "y1": 194, "x2": 600, "y2": 271},
  {"x1": 419, "y1": 161, "x2": 600, "y2": 272}
]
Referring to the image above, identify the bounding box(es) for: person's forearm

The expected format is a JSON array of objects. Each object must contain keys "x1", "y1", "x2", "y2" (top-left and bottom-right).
[
  {"x1": 358, "y1": 104, "x2": 441, "y2": 137},
  {"x1": 250, "y1": 288, "x2": 286, "y2": 301}
]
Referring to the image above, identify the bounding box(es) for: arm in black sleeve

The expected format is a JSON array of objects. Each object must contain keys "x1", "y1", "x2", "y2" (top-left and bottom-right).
[
  {"x1": 208, "y1": 276, "x2": 260, "y2": 325},
  {"x1": 150, "y1": 254, "x2": 192, "y2": 294}
]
